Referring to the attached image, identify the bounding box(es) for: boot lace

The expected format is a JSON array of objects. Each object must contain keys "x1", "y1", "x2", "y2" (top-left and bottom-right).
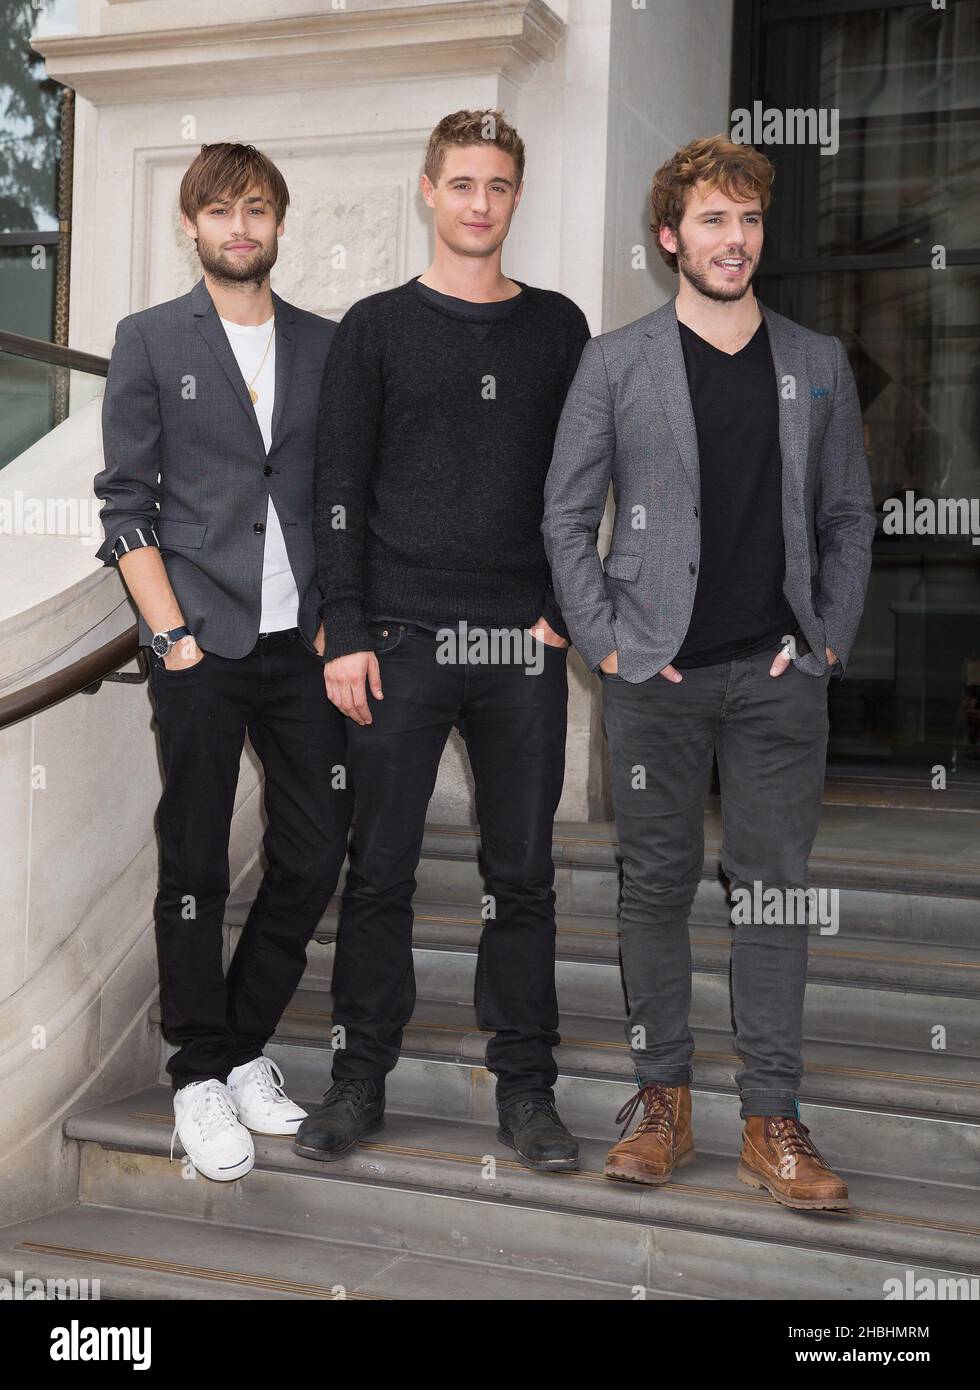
[
  {"x1": 505, "y1": 1096, "x2": 561, "y2": 1126},
  {"x1": 766, "y1": 1117, "x2": 827, "y2": 1166},
  {"x1": 319, "y1": 1079, "x2": 379, "y2": 1112},
  {"x1": 614, "y1": 1082, "x2": 675, "y2": 1141}
]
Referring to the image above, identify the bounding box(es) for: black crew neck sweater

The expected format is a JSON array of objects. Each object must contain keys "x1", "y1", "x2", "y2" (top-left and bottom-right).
[{"x1": 313, "y1": 276, "x2": 590, "y2": 659}]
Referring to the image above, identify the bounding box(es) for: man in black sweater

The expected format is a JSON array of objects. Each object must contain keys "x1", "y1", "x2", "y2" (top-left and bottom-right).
[{"x1": 297, "y1": 110, "x2": 590, "y2": 1172}]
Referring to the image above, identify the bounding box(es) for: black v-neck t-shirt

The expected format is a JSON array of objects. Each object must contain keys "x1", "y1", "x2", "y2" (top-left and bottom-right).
[{"x1": 672, "y1": 317, "x2": 797, "y2": 668}]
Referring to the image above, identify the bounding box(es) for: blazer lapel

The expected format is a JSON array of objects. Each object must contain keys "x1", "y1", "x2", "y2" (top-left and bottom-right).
[
  {"x1": 190, "y1": 276, "x2": 267, "y2": 459},
  {"x1": 269, "y1": 290, "x2": 297, "y2": 453},
  {"x1": 642, "y1": 303, "x2": 701, "y2": 506},
  {"x1": 641, "y1": 299, "x2": 811, "y2": 544}
]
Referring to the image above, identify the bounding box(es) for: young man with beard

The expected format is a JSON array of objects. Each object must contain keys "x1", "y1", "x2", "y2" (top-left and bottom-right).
[
  {"x1": 94, "y1": 143, "x2": 353, "y2": 1181},
  {"x1": 542, "y1": 136, "x2": 875, "y2": 1210},
  {"x1": 299, "y1": 110, "x2": 590, "y2": 1171}
]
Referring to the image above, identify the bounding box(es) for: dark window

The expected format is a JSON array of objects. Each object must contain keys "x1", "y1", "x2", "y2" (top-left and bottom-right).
[
  {"x1": 0, "y1": 0, "x2": 71, "y2": 341},
  {"x1": 733, "y1": 0, "x2": 980, "y2": 786}
]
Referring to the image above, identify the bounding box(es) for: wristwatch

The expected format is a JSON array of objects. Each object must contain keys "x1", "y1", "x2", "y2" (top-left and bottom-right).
[{"x1": 151, "y1": 626, "x2": 193, "y2": 659}]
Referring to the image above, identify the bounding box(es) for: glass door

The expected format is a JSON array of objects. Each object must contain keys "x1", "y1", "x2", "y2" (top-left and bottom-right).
[{"x1": 734, "y1": 0, "x2": 980, "y2": 788}]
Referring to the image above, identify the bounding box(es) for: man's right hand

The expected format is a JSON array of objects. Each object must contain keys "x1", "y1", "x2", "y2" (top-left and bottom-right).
[
  {"x1": 598, "y1": 650, "x2": 682, "y2": 682},
  {"x1": 163, "y1": 635, "x2": 204, "y2": 671},
  {"x1": 324, "y1": 651, "x2": 384, "y2": 725},
  {"x1": 598, "y1": 650, "x2": 619, "y2": 675}
]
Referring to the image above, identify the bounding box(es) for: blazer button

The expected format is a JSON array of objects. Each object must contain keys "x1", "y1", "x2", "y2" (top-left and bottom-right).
[
  {"x1": 262, "y1": 464, "x2": 273, "y2": 477},
  {"x1": 689, "y1": 562, "x2": 697, "y2": 574},
  {"x1": 693, "y1": 506, "x2": 699, "y2": 517},
  {"x1": 254, "y1": 521, "x2": 265, "y2": 534}
]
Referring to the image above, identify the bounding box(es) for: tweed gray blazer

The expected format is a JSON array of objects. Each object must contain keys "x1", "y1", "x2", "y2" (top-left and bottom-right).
[
  {"x1": 542, "y1": 297, "x2": 876, "y2": 680},
  {"x1": 94, "y1": 276, "x2": 336, "y2": 658}
]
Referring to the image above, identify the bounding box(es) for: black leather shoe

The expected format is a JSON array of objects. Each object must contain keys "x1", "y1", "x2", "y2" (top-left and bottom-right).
[
  {"x1": 497, "y1": 1096, "x2": 579, "y2": 1172},
  {"x1": 292, "y1": 1078, "x2": 385, "y2": 1161}
]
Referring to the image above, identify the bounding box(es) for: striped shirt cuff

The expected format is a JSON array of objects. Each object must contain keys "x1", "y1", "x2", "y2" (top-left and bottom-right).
[{"x1": 112, "y1": 524, "x2": 160, "y2": 561}]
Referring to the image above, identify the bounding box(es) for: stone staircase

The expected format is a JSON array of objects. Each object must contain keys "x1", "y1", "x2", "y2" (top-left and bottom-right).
[{"x1": 3, "y1": 802, "x2": 979, "y2": 1299}]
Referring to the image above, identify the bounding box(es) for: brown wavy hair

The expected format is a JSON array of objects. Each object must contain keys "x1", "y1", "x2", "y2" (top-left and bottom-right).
[
  {"x1": 179, "y1": 143, "x2": 290, "y2": 224},
  {"x1": 650, "y1": 136, "x2": 774, "y2": 272},
  {"x1": 424, "y1": 110, "x2": 525, "y2": 186}
]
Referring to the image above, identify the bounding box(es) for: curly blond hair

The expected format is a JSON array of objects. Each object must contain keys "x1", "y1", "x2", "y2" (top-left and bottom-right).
[{"x1": 650, "y1": 135, "x2": 774, "y2": 272}]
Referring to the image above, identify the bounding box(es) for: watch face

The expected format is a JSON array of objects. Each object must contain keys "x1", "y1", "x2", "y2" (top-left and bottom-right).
[{"x1": 151, "y1": 634, "x2": 170, "y2": 657}]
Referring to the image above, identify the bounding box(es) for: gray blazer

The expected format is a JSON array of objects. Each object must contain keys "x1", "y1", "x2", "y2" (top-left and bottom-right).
[
  {"x1": 542, "y1": 298, "x2": 876, "y2": 681},
  {"x1": 94, "y1": 276, "x2": 335, "y2": 658}
]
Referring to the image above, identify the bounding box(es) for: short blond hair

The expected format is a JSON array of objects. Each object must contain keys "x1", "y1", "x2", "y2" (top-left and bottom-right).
[{"x1": 424, "y1": 109, "x2": 525, "y2": 186}]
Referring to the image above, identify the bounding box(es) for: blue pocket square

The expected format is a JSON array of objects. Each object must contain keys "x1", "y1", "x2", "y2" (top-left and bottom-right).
[{"x1": 811, "y1": 386, "x2": 830, "y2": 398}]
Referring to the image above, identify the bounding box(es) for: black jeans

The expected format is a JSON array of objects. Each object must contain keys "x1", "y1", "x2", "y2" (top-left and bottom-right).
[
  {"x1": 600, "y1": 651, "x2": 831, "y2": 1118},
  {"x1": 148, "y1": 628, "x2": 353, "y2": 1090},
  {"x1": 331, "y1": 620, "x2": 568, "y2": 1107}
]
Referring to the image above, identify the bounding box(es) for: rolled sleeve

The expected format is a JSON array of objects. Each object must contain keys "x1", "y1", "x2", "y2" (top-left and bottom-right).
[{"x1": 109, "y1": 522, "x2": 161, "y2": 563}]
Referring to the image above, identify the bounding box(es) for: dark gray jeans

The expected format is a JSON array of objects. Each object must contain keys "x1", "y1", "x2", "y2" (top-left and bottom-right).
[{"x1": 600, "y1": 650, "x2": 831, "y2": 1118}]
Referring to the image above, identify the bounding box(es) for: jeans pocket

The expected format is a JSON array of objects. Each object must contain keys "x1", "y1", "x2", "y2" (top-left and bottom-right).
[
  {"x1": 366, "y1": 621, "x2": 404, "y2": 656},
  {"x1": 158, "y1": 651, "x2": 207, "y2": 676}
]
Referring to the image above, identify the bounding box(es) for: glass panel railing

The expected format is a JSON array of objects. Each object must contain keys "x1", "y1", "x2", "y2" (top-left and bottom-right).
[
  {"x1": 0, "y1": 243, "x2": 59, "y2": 339},
  {"x1": 0, "y1": 339, "x2": 107, "y2": 470}
]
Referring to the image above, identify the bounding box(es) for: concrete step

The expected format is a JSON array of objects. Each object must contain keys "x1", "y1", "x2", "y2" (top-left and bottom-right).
[
  {"x1": 821, "y1": 778, "x2": 980, "y2": 816},
  {"x1": 146, "y1": 993, "x2": 980, "y2": 1180},
  {"x1": 319, "y1": 901, "x2": 980, "y2": 998},
  {"x1": 288, "y1": 924, "x2": 980, "y2": 1055},
  {"x1": 0, "y1": 1202, "x2": 646, "y2": 1301},
  {"x1": 267, "y1": 1038, "x2": 978, "y2": 1194},
  {"x1": 61, "y1": 1084, "x2": 980, "y2": 1299},
  {"x1": 255, "y1": 963, "x2": 980, "y2": 1118},
  {"x1": 406, "y1": 807, "x2": 980, "y2": 906},
  {"x1": 103, "y1": 801, "x2": 977, "y2": 1301},
  {"x1": 226, "y1": 820, "x2": 980, "y2": 953}
]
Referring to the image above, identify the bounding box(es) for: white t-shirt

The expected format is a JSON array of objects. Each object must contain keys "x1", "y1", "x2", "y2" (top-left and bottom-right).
[{"x1": 218, "y1": 313, "x2": 300, "y2": 633}]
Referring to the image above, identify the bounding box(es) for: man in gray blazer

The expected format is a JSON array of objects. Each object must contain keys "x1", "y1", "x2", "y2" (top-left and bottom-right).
[
  {"x1": 542, "y1": 136, "x2": 876, "y2": 1212},
  {"x1": 94, "y1": 143, "x2": 353, "y2": 1182}
]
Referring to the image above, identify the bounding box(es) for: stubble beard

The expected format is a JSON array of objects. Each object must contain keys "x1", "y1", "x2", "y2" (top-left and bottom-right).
[
  {"x1": 195, "y1": 235, "x2": 278, "y2": 290},
  {"x1": 675, "y1": 233, "x2": 756, "y2": 304}
]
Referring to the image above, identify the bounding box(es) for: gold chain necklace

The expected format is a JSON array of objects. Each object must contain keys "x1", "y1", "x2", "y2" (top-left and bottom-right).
[{"x1": 246, "y1": 318, "x2": 275, "y2": 404}]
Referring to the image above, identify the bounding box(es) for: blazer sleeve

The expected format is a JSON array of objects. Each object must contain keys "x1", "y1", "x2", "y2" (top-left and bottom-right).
[
  {"x1": 536, "y1": 304, "x2": 592, "y2": 643},
  {"x1": 540, "y1": 337, "x2": 618, "y2": 673},
  {"x1": 812, "y1": 336, "x2": 878, "y2": 671},
  {"x1": 93, "y1": 316, "x2": 163, "y2": 566}
]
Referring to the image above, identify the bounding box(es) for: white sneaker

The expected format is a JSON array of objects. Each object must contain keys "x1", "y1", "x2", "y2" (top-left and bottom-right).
[
  {"x1": 226, "y1": 1056, "x2": 308, "y2": 1135},
  {"x1": 170, "y1": 1079, "x2": 254, "y2": 1181}
]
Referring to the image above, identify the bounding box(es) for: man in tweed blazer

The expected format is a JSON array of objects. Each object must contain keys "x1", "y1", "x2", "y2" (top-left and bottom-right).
[
  {"x1": 542, "y1": 136, "x2": 876, "y2": 1211},
  {"x1": 94, "y1": 144, "x2": 353, "y2": 1183}
]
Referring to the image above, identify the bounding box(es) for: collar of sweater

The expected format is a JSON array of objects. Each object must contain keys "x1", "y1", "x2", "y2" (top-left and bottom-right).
[{"x1": 408, "y1": 274, "x2": 531, "y2": 324}]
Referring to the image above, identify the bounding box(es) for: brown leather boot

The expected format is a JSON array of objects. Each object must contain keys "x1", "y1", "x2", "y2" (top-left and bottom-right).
[
  {"x1": 604, "y1": 1082, "x2": 695, "y2": 1184},
  {"x1": 738, "y1": 1116, "x2": 849, "y2": 1211}
]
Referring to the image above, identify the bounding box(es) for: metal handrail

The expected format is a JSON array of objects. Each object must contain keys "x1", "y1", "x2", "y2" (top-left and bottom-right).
[
  {"x1": 0, "y1": 331, "x2": 128, "y2": 730},
  {"x1": 0, "y1": 330, "x2": 108, "y2": 377},
  {"x1": 0, "y1": 627, "x2": 142, "y2": 732}
]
